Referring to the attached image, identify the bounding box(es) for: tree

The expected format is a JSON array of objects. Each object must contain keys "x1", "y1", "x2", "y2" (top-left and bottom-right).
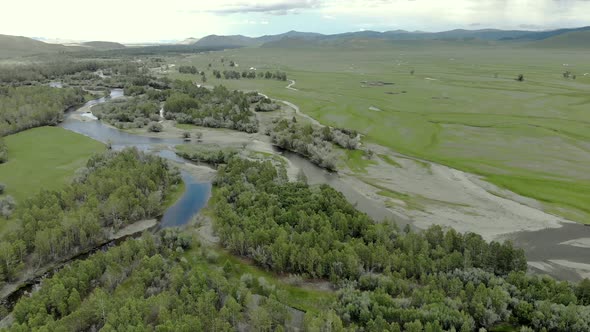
[
  {"x1": 147, "y1": 122, "x2": 163, "y2": 132},
  {"x1": 0, "y1": 139, "x2": 7, "y2": 163},
  {"x1": 516, "y1": 74, "x2": 524, "y2": 82}
]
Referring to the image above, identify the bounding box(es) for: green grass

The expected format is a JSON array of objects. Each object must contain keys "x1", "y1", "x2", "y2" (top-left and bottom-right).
[
  {"x1": 344, "y1": 149, "x2": 377, "y2": 173},
  {"x1": 188, "y1": 202, "x2": 334, "y2": 314},
  {"x1": 166, "y1": 42, "x2": 590, "y2": 223},
  {"x1": 0, "y1": 127, "x2": 104, "y2": 231},
  {"x1": 192, "y1": 247, "x2": 334, "y2": 314},
  {"x1": 378, "y1": 154, "x2": 401, "y2": 168},
  {"x1": 163, "y1": 180, "x2": 186, "y2": 209}
]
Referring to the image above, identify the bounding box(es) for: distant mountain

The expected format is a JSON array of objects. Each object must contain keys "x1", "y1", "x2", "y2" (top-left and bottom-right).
[
  {"x1": 194, "y1": 30, "x2": 324, "y2": 48},
  {"x1": 528, "y1": 30, "x2": 590, "y2": 48},
  {"x1": 178, "y1": 37, "x2": 200, "y2": 45},
  {"x1": 0, "y1": 34, "x2": 71, "y2": 58},
  {"x1": 82, "y1": 41, "x2": 126, "y2": 50},
  {"x1": 198, "y1": 26, "x2": 590, "y2": 49},
  {"x1": 503, "y1": 26, "x2": 590, "y2": 41},
  {"x1": 194, "y1": 34, "x2": 261, "y2": 48},
  {"x1": 256, "y1": 30, "x2": 324, "y2": 43}
]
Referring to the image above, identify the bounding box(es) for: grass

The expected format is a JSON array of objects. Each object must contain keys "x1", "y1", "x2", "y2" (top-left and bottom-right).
[
  {"x1": 378, "y1": 154, "x2": 402, "y2": 168},
  {"x1": 344, "y1": 149, "x2": 377, "y2": 173},
  {"x1": 187, "y1": 202, "x2": 334, "y2": 314},
  {"x1": 163, "y1": 180, "x2": 186, "y2": 209},
  {"x1": 0, "y1": 127, "x2": 105, "y2": 232},
  {"x1": 191, "y1": 247, "x2": 334, "y2": 314},
  {"x1": 165, "y1": 41, "x2": 590, "y2": 223}
]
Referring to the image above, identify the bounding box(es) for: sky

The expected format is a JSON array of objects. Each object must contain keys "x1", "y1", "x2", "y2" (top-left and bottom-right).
[{"x1": 2, "y1": 0, "x2": 590, "y2": 43}]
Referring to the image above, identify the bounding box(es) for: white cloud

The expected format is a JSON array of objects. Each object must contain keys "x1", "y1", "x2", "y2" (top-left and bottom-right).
[
  {"x1": 1, "y1": 0, "x2": 589, "y2": 42},
  {"x1": 319, "y1": 0, "x2": 590, "y2": 30}
]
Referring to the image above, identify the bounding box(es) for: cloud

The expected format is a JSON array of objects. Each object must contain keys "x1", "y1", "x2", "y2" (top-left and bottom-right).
[
  {"x1": 318, "y1": 0, "x2": 590, "y2": 31},
  {"x1": 323, "y1": 15, "x2": 336, "y2": 19},
  {"x1": 206, "y1": 0, "x2": 321, "y2": 14}
]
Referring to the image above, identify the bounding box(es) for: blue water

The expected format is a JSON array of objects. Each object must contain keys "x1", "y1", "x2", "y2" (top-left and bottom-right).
[{"x1": 160, "y1": 171, "x2": 211, "y2": 228}]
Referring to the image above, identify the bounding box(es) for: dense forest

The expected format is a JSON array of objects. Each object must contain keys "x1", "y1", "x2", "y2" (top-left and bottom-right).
[
  {"x1": 0, "y1": 149, "x2": 180, "y2": 283},
  {"x1": 0, "y1": 86, "x2": 87, "y2": 137},
  {"x1": 93, "y1": 96, "x2": 161, "y2": 130},
  {"x1": 210, "y1": 157, "x2": 590, "y2": 331},
  {"x1": 6, "y1": 229, "x2": 306, "y2": 331},
  {"x1": 211, "y1": 69, "x2": 288, "y2": 81},
  {"x1": 269, "y1": 118, "x2": 361, "y2": 170},
  {"x1": 0, "y1": 59, "x2": 145, "y2": 87},
  {"x1": 175, "y1": 145, "x2": 239, "y2": 167},
  {"x1": 164, "y1": 82, "x2": 259, "y2": 133}
]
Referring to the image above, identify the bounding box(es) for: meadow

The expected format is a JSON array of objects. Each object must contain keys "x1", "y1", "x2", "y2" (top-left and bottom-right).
[
  {"x1": 0, "y1": 126, "x2": 104, "y2": 231},
  {"x1": 169, "y1": 41, "x2": 590, "y2": 223}
]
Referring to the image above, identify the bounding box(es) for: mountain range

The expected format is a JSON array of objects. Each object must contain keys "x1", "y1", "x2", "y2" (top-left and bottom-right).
[
  {"x1": 1, "y1": 26, "x2": 589, "y2": 58},
  {"x1": 191, "y1": 26, "x2": 590, "y2": 48}
]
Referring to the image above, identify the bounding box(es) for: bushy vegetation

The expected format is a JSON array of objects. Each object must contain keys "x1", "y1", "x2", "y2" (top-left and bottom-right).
[
  {"x1": 0, "y1": 138, "x2": 7, "y2": 163},
  {"x1": 269, "y1": 118, "x2": 360, "y2": 170},
  {"x1": 178, "y1": 65, "x2": 199, "y2": 74},
  {"x1": 176, "y1": 145, "x2": 238, "y2": 167},
  {"x1": 0, "y1": 148, "x2": 180, "y2": 283},
  {"x1": 211, "y1": 157, "x2": 590, "y2": 331},
  {"x1": 0, "y1": 86, "x2": 87, "y2": 136},
  {"x1": 93, "y1": 97, "x2": 161, "y2": 129},
  {"x1": 7, "y1": 232, "x2": 257, "y2": 331},
  {"x1": 164, "y1": 82, "x2": 258, "y2": 133},
  {"x1": 211, "y1": 69, "x2": 287, "y2": 81}
]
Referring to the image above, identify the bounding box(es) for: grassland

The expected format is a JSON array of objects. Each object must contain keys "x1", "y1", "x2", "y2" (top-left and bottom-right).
[
  {"x1": 168, "y1": 41, "x2": 590, "y2": 223},
  {"x1": 0, "y1": 127, "x2": 104, "y2": 231}
]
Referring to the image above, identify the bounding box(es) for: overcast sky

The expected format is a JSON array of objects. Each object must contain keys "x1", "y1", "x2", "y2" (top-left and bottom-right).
[{"x1": 2, "y1": 0, "x2": 590, "y2": 43}]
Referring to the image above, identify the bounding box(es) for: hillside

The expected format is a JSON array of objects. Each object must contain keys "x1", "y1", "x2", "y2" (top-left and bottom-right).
[
  {"x1": 0, "y1": 34, "x2": 68, "y2": 58},
  {"x1": 194, "y1": 34, "x2": 260, "y2": 48},
  {"x1": 81, "y1": 41, "x2": 126, "y2": 50},
  {"x1": 528, "y1": 30, "x2": 590, "y2": 48},
  {"x1": 178, "y1": 37, "x2": 199, "y2": 45},
  {"x1": 199, "y1": 26, "x2": 590, "y2": 50}
]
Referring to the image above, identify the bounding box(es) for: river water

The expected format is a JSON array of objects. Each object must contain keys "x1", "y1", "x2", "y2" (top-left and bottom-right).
[{"x1": 60, "y1": 89, "x2": 212, "y2": 228}]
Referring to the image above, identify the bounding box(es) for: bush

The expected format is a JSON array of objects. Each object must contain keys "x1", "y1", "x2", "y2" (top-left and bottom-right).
[
  {"x1": 0, "y1": 183, "x2": 5, "y2": 194},
  {"x1": 147, "y1": 122, "x2": 163, "y2": 132},
  {"x1": 0, "y1": 139, "x2": 7, "y2": 163},
  {"x1": 0, "y1": 195, "x2": 16, "y2": 218}
]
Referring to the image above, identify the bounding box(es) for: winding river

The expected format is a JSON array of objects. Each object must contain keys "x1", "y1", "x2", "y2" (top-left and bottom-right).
[{"x1": 60, "y1": 89, "x2": 212, "y2": 228}]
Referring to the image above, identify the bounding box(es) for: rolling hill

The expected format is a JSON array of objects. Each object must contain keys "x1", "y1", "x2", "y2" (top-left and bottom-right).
[
  {"x1": 196, "y1": 26, "x2": 590, "y2": 50},
  {"x1": 81, "y1": 41, "x2": 126, "y2": 50},
  {"x1": 529, "y1": 30, "x2": 590, "y2": 48},
  {"x1": 0, "y1": 34, "x2": 70, "y2": 58}
]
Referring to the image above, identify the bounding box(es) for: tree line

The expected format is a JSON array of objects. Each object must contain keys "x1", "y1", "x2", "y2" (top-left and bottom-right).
[
  {"x1": 210, "y1": 156, "x2": 590, "y2": 331},
  {"x1": 269, "y1": 118, "x2": 361, "y2": 171},
  {"x1": 0, "y1": 149, "x2": 181, "y2": 284},
  {"x1": 164, "y1": 82, "x2": 259, "y2": 133},
  {"x1": 212, "y1": 69, "x2": 287, "y2": 81},
  {"x1": 7, "y1": 229, "x2": 300, "y2": 331},
  {"x1": 0, "y1": 86, "x2": 88, "y2": 137}
]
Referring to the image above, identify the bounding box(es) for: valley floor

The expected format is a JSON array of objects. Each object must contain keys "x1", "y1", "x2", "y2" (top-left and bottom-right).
[{"x1": 114, "y1": 85, "x2": 590, "y2": 281}]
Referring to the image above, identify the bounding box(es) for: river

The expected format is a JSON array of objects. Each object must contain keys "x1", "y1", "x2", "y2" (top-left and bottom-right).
[{"x1": 60, "y1": 89, "x2": 212, "y2": 228}]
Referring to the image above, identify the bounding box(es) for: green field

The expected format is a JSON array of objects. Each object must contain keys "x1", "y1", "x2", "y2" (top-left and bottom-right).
[
  {"x1": 169, "y1": 41, "x2": 590, "y2": 223},
  {"x1": 0, "y1": 127, "x2": 104, "y2": 230}
]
